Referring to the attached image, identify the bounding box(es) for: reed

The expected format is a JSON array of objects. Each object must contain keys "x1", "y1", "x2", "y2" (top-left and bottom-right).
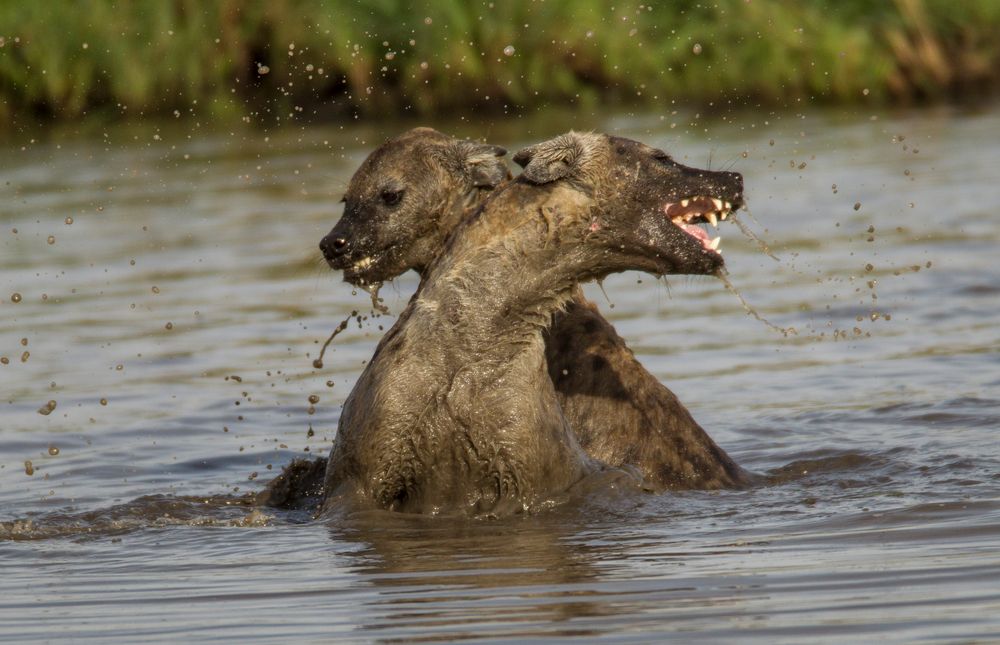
[{"x1": 1, "y1": 0, "x2": 998, "y2": 128}]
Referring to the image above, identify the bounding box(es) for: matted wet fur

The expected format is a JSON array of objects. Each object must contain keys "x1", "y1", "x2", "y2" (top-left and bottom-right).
[
  {"x1": 317, "y1": 131, "x2": 740, "y2": 515},
  {"x1": 263, "y1": 128, "x2": 749, "y2": 510}
]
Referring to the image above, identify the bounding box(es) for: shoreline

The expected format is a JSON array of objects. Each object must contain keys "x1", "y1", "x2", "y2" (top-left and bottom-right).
[{"x1": 2, "y1": 0, "x2": 999, "y2": 132}]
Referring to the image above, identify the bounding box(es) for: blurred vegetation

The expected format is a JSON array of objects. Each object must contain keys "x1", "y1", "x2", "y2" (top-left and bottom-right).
[{"x1": 1, "y1": 0, "x2": 999, "y2": 129}]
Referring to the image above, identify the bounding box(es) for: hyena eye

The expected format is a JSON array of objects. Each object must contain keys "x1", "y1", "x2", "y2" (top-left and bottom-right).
[{"x1": 381, "y1": 189, "x2": 404, "y2": 207}]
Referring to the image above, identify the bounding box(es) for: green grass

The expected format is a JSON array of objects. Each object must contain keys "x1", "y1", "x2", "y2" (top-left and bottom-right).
[{"x1": 1, "y1": 0, "x2": 998, "y2": 129}]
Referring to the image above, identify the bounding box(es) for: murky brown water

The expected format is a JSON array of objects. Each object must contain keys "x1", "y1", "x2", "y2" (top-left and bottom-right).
[{"x1": 2, "y1": 105, "x2": 999, "y2": 642}]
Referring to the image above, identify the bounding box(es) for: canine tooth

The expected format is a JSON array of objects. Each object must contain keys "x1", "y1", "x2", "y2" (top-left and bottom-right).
[
  {"x1": 706, "y1": 212, "x2": 718, "y2": 228},
  {"x1": 680, "y1": 198, "x2": 690, "y2": 207},
  {"x1": 724, "y1": 201, "x2": 732, "y2": 209},
  {"x1": 708, "y1": 237, "x2": 720, "y2": 250},
  {"x1": 720, "y1": 211, "x2": 729, "y2": 221},
  {"x1": 711, "y1": 198, "x2": 723, "y2": 211}
]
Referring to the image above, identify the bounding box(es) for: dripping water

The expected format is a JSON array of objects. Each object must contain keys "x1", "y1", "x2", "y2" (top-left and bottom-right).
[
  {"x1": 362, "y1": 282, "x2": 389, "y2": 315},
  {"x1": 730, "y1": 210, "x2": 779, "y2": 261},
  {"x1": 312, "y1": 310, "x2": 357, "y2": 369},
  {"x1": 716, "y1": 270, "x2": 797, "y2": 337}
]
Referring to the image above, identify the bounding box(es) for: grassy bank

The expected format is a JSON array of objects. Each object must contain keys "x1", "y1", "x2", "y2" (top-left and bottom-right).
[{"x1": 1, "y1": 0, "x2": 999, "y2": 129}]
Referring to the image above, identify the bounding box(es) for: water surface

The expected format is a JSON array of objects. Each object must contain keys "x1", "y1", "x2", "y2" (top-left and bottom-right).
[{"x1": 1, "y1": 106, "x2": 999, "y2": 642}]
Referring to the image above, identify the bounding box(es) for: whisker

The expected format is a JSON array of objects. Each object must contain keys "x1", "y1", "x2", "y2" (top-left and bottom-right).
[
  {"x1": 722, "y1": 156, "x2": 741, "y2": 172},
  {"x1": 659, "y1": 275, "x2": 673, "y2": 301}
]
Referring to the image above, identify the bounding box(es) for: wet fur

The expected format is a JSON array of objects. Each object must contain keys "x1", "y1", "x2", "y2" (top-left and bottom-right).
[
  {"x1": 265, "y1": 129, "x2": 749, "y2": 511},
  {"x1": 323, "y1": 178, "x2": 638, "y2": 514}
]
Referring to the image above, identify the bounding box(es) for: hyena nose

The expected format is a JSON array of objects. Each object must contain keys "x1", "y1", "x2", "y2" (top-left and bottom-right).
[
  {"x1": 320, "y1": 232, "x2": 350, "y2": 261},
  {"x1": 721, "y1": 170, "x2": 743, "y2": 190}
]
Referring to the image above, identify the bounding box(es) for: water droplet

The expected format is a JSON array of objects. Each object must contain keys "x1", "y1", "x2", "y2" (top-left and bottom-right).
[
  {"x1": 10, "y1": 292, "x2": 21, "y2": 303},
  {"x1": 24, "y1": 460, "x2": 34, "y2": 476},
  {"x1": 20, "y1": 338, "x2": 27, "y2": 346},
  {"x1": 65, "y1": 216, "x2": 74, "y2": 225},
  {"x1": 165, "y1": 322, "x2": 173, "y2": 330},
  {"x1": 20, "y1": 351, "x2": 29, "y2": 363},
  {"x1": 862, "y1": 88, "x2": 870, "y2": 96},
  {"x1": 503, "y1": 45, "x2": 515, "y2": 56},
  {"x1": 100, "y1": 398, "x2": 108, "y2": 406},
  {"x1": 37, "y1": 400, "x2": 56, "y2": 415},
  {"x1": 853, "y1": 202, "x2": 861, "y2": 211},
  {"x1": 0, "y1": 357, "x2": 8, "y2": 365},
  {"x1": 424, "y1": 16, "x2": 432, "y2": 25},
  {"x1": 308, "y1": 394, "x2": 320, "y2": 404},
  {"x1": 692, "y1": 43, "x2": 703, "y2": 55},
  {"x1": 47, "y1": 235, "x2": 55, "y2": 245},
  {"x1": 257, "y1": 64, "x2": 270, "y2": 75},
  {"x1": 152, "y1": 286, "x2": 160, "y2": 294},
  {"x1": 48, "y1": 445, "x2": 59, "y2": 456}
]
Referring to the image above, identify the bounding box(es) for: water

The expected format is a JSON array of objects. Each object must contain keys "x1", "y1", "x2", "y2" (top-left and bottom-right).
[{"x1": 2, "y1": 105, "x2": 999, "y2": 642}]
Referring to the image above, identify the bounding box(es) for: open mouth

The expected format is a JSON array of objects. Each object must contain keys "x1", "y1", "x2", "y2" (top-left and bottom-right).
[
  {"x1": 342, "y1": 255, "x2": 377, "y2": 285},
  {"x1": 664, "y1": 196, "x2": 735, "y2": 254},
  {"x1": 337, "y1": 251, "x2": 389, "y2": 287},
  {"x1": 350, "y1": 256, "x2": 374, "y2": 273}
]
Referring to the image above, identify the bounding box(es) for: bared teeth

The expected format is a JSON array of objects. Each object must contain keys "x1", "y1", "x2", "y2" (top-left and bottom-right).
[
  {"x1": 708, "y1": 237, "x2": 720, "y2": 251},
  {"x1": 667, "y1": 195, "x2": 736, "y2": 234}
]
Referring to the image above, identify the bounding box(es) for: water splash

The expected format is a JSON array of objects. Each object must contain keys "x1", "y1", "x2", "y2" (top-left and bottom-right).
[
  {"x1": 0, "y1": 494, "x2": 266, "y2": 542},
  {"x1": 312, "y1": 310, "x2": 357, "y2": 369},
  {"x1": 716, "y1": 271, "x2": 797, "y2": 337},
  {"x1": 362, "y1": 282, "x2": 389, "y2": 314},
  {"x1": 730, "y1": 211, "x2": 779, "y2": 261}
]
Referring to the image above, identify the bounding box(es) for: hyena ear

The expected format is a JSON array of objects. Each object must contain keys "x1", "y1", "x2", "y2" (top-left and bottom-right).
[
  {"x1": 457, "y1": 141, "x2": 509, "y2": 188},
  {"x1": 513, "y1": 132, "x2": 586, "y2": 184}
]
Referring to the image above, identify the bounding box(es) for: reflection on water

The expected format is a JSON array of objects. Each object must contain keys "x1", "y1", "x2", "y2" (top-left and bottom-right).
[{"x1": 2, "y1": 105, "x2": 1000, "y2": 641}]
